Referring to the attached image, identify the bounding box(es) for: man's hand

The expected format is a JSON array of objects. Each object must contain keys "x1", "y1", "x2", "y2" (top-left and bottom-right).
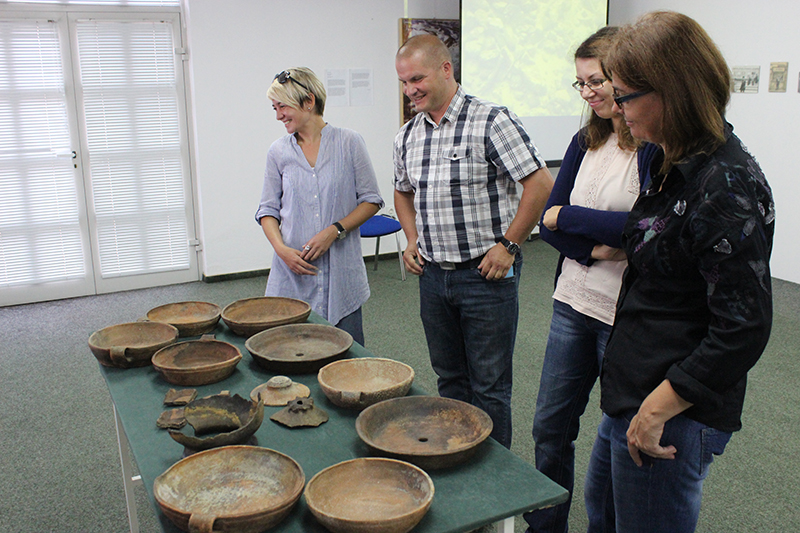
[
  {"x1": 478, "y1": 242, "x2": 515, "y2": 280},
  {"x1": 402, "y1": 242, "x2": 424, "y2": 275}
]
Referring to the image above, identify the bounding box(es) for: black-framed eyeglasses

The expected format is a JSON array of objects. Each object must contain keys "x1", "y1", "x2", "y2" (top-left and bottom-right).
[
  {"x1": 572, "y1": 79, "x2": 607, "y2": 92},
  {"x1": 613, "y1": 89, "x2": 652, "y2": 107},
  {"x1": 274, "y1": 70, "x2": 311, "y2": 93}
]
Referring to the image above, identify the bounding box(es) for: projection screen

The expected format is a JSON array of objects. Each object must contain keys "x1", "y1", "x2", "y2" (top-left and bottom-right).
[{"x1": 461, "y1": 0, "x2": 609, "y2": 162}]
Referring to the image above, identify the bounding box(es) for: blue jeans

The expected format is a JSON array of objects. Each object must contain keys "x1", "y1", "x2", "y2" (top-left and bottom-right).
[
  {"x1": 418, "y1": 254, "x2": 522, "y2": 448},
  {"x1": 585, "y1": 413, "x2": 731, "y2": 533},
  {"x1": 524, "y1": 300, "x2": 611, "y2": 533},
  {"x1": 335, "y1": 307, "x2": 364, "y2": 347}
]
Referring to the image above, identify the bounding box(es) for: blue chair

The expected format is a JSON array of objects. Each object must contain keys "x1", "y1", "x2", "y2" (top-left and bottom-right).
[{"x1": 360, "y1": 214, "x2": 406, "y2": 280}]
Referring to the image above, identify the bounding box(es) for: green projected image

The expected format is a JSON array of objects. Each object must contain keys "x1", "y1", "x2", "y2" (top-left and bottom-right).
[{"x1": 462, "y1": 0, "x2": 607, "y2": 118}]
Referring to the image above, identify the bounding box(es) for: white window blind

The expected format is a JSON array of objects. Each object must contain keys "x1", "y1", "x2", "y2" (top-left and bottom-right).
[
  {"x1": 4, "y1": 1, "x2": 180, "y2": 6},
  {"x1": 0, "y1": 19, "x2": 86, "y2": 287},
  {"x1": 76, "y1": 19, "x2": 189, "y2": 278}
]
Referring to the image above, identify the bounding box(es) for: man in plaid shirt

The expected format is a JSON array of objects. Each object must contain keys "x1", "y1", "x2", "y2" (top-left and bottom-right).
[{"x1": 393, "y1": 34, "x2": 553, "y2": 448}]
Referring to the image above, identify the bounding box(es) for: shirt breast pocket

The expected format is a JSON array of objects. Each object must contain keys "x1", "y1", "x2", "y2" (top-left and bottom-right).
[
  {"x1": 442, "y1": 145, "x2": 471, "y2": 162},
  {"x1": 441, "y1": 145, "x2": 476, "y2": 188}
]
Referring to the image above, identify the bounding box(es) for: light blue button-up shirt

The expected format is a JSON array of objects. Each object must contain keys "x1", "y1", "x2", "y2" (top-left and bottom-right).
[{"x1": 256, "y1": 125, "x2": 383, "y2": 325}]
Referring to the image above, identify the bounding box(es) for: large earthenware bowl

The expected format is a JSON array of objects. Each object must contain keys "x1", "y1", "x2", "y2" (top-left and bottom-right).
[
  {"x1": 154, "y1": 445, "x2": 305, "y2": 533},
  {"x1": 355, "y1": 396, "x2": 493, "y2": 470},
  {"x1": 317, "y1": 358, "x2": 414, "y2": 410},
  {"x1": 168, "y1": 393, "x2": 264, "y2": 451},
  {"x1": 245, "y1": 323, "x2": 353, "y2": 374},
  {"x1": 146, "y1": 301, "x2": 221, "y2": 337},
  {"x1": 304, "y1": 457, "x2": 434, "y2": 533},
  {"x1": 88, "y1": 321, "x2": 179, "y2": 368},
  {"x1": 151, "y1": 335, "x2": 242, "y2": 386},
  {"x1": 221, "y1": 297, "x2": 311, "y2": 337}
]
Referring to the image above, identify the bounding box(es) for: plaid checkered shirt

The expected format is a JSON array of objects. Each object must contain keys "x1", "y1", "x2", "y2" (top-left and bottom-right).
[{"x1": 393, "y1": 86, "x2": 545, "y2": 264}]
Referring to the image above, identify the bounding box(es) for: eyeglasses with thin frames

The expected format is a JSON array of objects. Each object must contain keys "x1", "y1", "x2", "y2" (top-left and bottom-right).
[
  {"x1": 572, "y1": 79, "x2": 607, "y2": 92},
  {"x1": 274, "y1": 70, "x2": 311, "y2": 93},
  {"x1": 613, "y1": 89, "x2": 653, "y2": 107}
]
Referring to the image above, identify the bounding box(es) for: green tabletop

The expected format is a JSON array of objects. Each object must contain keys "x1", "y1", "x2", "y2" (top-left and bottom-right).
[{"x1": 99, "y1": 313, "x2": 567, "y2": 532}]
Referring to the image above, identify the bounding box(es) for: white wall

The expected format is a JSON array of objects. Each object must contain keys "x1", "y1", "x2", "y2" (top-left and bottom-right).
[
  {"x1": 184, "y1": 0, "x2": 458, "y2": 279},
  {"x1": 610, "y1": 0, "x2": 799, "y2": 282},
  {"x1": 184, "y1": 0, "x2": 797, "y2": 284}
]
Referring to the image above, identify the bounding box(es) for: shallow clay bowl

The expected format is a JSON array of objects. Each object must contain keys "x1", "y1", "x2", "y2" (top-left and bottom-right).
[
  {"x1": 355, "y1": 396, "x2": 493, "y2": 470},
  {"x1": 168, "y1": 393, "x2": 264, "y2": 451},
  {"x1": 318, "y1": 358, "x2": 414, "y2": 410},
  {"x1": 88, "y1": 321, "x2": 178, "y2": 368},
  {"x1": 146, "y1": 301, "x2": 221, "y2": 337},
  {"x1": 305, "y1": 457, "x2": 434, "y2": 533},
  {"x1": 245, "y1": 323, "x2": 353, "y2": 374},
  {"x1": 152, "y1": 335, "x2": 242, "y2": 386},
  {"x1": 154, "y1": 445, "x2": 305, "y2": 533},
  {"x1": 221, "y1": 297, "x2": 311, "y2": 337}
]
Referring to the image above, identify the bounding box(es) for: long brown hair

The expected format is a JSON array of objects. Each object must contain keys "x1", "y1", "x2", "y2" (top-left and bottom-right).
[
  {"x1": 576, "y1": 26, "x2": 637, "y2": 152},
  {"x1": 604, "y1": 11, "x2": 730, "y2": 174}
]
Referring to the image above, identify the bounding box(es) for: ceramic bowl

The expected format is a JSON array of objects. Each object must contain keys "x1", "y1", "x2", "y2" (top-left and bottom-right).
[
  {"x1": 317, "y1": 358, "x2": 414, "y2": 410},
  {"x1": 88, "y1": 321, "x2": 179, "y2": 368},
  {"x1": 151, "y1": 335, "x2": 242, "y2": 386},
  {"x1": 146, "y1": 301, "x2": 221, "y2": 337},
  {"x1": 221, "y1": 297, "x2": 310, "y2": 337},
  {"x1": 168, "y1": 393, "x2": 264, "y2": 452},
  {"x1": 245, "y1": 323, "x2": 352, "y2": 374},
  {"x1": 355, "y1": 396, "x2": 493, "y2": 470},
  {"x1": 154, "y1": 445, "x2": 305, "y2": 533},
  {"x1": 304, "y1": 457, "x2": 434, "y2": 533}
]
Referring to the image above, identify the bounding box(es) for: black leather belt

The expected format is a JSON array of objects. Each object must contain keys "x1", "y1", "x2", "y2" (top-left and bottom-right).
[{"x1": 430, "y1": 254, "x2": 485, "y2": 271}]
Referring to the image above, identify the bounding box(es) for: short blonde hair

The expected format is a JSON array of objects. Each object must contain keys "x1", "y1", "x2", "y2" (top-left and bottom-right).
[{"x1": 267, "y1": 67, "x2": 326, "y2": 115}]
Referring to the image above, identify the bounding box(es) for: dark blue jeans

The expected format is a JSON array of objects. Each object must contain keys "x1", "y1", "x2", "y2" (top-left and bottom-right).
[
  {"x1": 335, "y1": 307, "x2": 364, "y2": 347},
  {"x1": 585, "y1": 413, "x2": 731, "y2": 533},
  {"x1": 418, "y1": 254, "x2": 522, "y2": 448},
  {"x1": 524, "y1": 300, "x2": 611, "y2": 533}
]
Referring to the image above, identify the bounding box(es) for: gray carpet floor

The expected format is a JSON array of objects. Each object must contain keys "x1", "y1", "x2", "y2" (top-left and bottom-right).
[{"x1": 1, "y1": 238, "x2": 798, "y2": 532}]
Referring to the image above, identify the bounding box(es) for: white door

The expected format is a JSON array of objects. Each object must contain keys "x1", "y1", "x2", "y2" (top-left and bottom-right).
[{"x1": 0, "y1": 10, "x2": 198, "y2": 307}]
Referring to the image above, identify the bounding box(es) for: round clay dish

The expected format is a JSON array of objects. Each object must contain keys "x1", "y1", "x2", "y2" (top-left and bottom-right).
[
  {"x1": 221, "y1": 297, "x2": 311, "y2": 337},
  {"x1": 304, "y1": 457, "x2": 434, "y2": 533},
  {"x1": 154, "y1": 445, "x2": 305, "y2": 533},
  {"x1": 152, "y1": 336, "x2": 242, "y2": 386},
  {"x1": 355, "y1": 396, "x2": 493, "y2": 470},
  {"x1": 317, "y1": 358, "x2": 414, "y2": 410},
  {"x1": 245, "y1": 323, "x2": 352, "y2": 374},
  {"x1": 88, "y1": 321, "x2": 178, "y2": 368},
  {"x1": 146, "y1": 301, "x2": 221, "y2": 337}
]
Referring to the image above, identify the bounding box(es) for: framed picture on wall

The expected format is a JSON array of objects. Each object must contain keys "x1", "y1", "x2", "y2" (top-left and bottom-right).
[
  {"x1": 731, "y1": 66, "x2": 760, "y2": 94},
  {"x1": 399, "y1": 18, "x2": 460, "y2": 124},
  {"x1": 769, "y1": 62, "x2": 788, "y2": 92}
]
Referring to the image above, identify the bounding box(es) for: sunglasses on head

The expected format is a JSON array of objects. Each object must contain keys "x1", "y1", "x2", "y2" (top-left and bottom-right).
[{"x1": 274, "y1": 70, "x2": 311, "y2": 93}]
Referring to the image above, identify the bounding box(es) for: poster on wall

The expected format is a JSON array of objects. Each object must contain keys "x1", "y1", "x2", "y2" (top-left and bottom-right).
[
  {"x1": 398, "y1": 18, "x2": 460, "y2": 124},
  {"x1": 769, "y1": 62, "x2": 788, "y2": 92},
  {"x1": 731, "y1": 66, "x2": 760, "y2": 93}
]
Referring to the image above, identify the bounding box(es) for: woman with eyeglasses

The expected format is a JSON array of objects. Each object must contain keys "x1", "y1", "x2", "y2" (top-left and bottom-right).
[
  {"x1": 583, "y1": 12, "x2": 774, "y2": 533},
  {"x1": 255, "y1": 67, "x2": 383, "y2": 345},
  {"x1": 524, "y1": 26, "x2": 658, "y2": 533}
]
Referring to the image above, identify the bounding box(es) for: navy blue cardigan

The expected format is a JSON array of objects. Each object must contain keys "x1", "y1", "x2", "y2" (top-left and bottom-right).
[{"x1": 539, "y1": 130, "x2": 658, "y2": 284}]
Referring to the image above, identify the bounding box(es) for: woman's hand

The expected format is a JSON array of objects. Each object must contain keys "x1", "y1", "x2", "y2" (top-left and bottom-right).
[
  {"x1": 542, "y1": 205, "x2": 562, "y2": 231},
  {"x1": 275, "y1": 243, "x2": 318, "y2": 276},
  {"x1": 299, "y1": 225, "x2": 338, "y2": 264},
  {"x1": 592, "y1": 244, "x2": 627, "y2": 261},
  {"x1": 626, "y1": 380, "x2": 693, "y2": 466}
]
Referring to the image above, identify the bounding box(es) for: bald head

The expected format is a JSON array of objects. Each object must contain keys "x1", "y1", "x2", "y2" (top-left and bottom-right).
[
  {"x1": 396, "y1": 33, "x2": 457, "y2": 124},
  {"x1": 397, "y1": 33, "x2": 452, "y2": 68}
]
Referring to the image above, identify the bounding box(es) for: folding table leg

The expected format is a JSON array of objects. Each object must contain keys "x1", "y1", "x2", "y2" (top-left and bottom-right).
[
  {"x1": 114, "y1": 405, "x2": 142, "y2": 533},
  {"x1": 494, "y1": 516, "x2": 514, "y2": 533}
]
